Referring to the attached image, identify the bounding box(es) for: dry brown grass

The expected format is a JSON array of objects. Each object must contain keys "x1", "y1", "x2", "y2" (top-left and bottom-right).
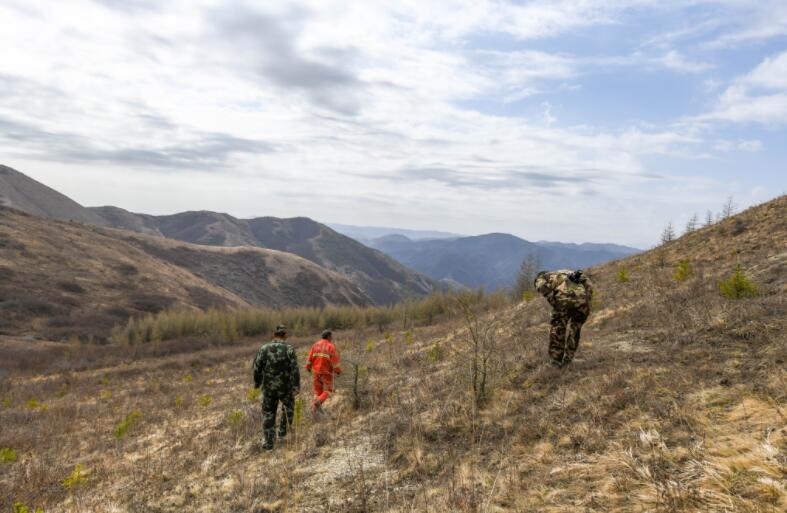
[{"x1": 0, "y1": 197, "x2": 785, "y2": 512}]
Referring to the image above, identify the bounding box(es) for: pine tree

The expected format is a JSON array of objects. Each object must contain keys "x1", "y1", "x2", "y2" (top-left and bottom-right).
[
  {"x1": 722, "y1": 196, "x2": 736, "y2": 219},
  {"x1": 512, "y1": 252, "x2": 540, "y2": 301},
  {"x1": 684, "y1": 213, "x2": 698, "y2": 234},
  {"x1": 660, "y1": 221, "x2": 676, "y2": 245},
  {"x1": 704, "y1": 210, "x2": 714, "y2": 227}
]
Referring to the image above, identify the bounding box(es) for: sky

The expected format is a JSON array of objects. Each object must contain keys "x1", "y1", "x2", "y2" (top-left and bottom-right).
[{"x1": 0, "y1": 0, "x2": 785, "y2": 248}]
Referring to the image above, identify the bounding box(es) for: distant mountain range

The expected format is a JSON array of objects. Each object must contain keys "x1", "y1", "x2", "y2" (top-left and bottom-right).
[
  {"x1": 0, "y1": 164, "x2": 639, "y2": 303},
  {"x1": 0, "y1": 165, "x2": 433, "y2": 306},
  {"x1": 366, "y1": 233, "x2": 640, "y2": 290},
  {"x1": 330, "y1": 223, "x2": 462, "y2": 244}
]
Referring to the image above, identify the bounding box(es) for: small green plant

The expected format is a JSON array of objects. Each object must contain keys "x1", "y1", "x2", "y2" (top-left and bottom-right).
[
  {"x1": 174, "y1": 395, "x2": 184, "y2": 408},
  {"x1": 427, "y1": 342, "x2": 443, "y2": 363},
  {"x1": 13, "y1": 503, "x2": 43, "y2": 513},
  {"x1": 25, "y1": 400, "x2": 48, "y2": 411},
  {"x1": 100, "y1": 377, "x2": 110, "y2": 386},
  {"x1": 293, "y1": 396, "x2": 304, "y2": 427},
  {"x1": 719, "y1": 265, "x2": 758, "y2": 299},
  {"x1": 63, "y1": 463, "x2": 89, "y2": 489},
  {"x1": 1, "y1": 448, "x2": 18, "y2": 463},
  {"x1": 114, "y1": 411, "x2": 142, "y2": 438},
  {"x1": 2, "y1": 398, "x2": 11, "y2": 409},
  {"x1": 183, "y1": 374, "x2": 193, "y2": 383},
  {"x1": 100, "y1": 390, "x2": 113, "y2": 400},
  {"x1": 522, "y1": 290, "x2": 536, "y2": 302},
  {"x1": 55, "y1": 385, "x2": 69, "y2": 398},
  {"x1": 198, "y1": 395, "x2": 212, "y2": 407},
  {"x1": 227, "y1": 409, "x2": 244, "y2": 425},
  {"x1": 365, "y1": 340, "x2": 375, "y2": 353},
  {"x1": 673, "y1": 259, "x2": 693, "y2": 282},
  {"x1": 616, "y1": 266, "x2": 630, "y2": 283},
  {"x1": 404, "y1": 331, "x2": 414, "y2": 346},
  {"x1": 246, "y1": 388, "x2": 261, "y2": 402}
]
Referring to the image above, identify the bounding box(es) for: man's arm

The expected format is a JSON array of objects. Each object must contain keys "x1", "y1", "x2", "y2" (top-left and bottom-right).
[
  {"x1": 252, "y1": 346, "x2": 265, "y2": 388},
  {"x1": 305, "y1": 344, "x2": 314, "y2": 373},
  {"x1": 331, "y1": 343, "x2": 341, "y2": 375}
]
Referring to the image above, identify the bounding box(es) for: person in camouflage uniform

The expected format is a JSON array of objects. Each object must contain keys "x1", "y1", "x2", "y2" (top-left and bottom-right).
[
  {"x1": 252, "y1": 324, "x2": 300, "y2": 450},
  {"x1": 534, "y1": 269, "x2": 594, "y2": 368}
]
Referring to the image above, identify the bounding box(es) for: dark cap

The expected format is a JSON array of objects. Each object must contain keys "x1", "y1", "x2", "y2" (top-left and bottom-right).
[
  {"x1": 274, "y1": 324, "x2": 287, "y2": 337},
  {"x1": 321, "y1": 329, "x2": 332, "y2": 339}
]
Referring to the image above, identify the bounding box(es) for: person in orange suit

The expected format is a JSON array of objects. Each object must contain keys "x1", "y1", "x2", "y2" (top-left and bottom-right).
[{"x1": 305, "y1": 329, "x2": 341, "y2": 413}]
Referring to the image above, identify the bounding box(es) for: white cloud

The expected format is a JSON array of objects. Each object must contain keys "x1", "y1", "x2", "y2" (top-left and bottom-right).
[
  {"x1": 0, "y1": 0, "x2": 780, "y2": 247},
  {"x1": 700, "y1": 50, "x2": 787, "y2": 124}
]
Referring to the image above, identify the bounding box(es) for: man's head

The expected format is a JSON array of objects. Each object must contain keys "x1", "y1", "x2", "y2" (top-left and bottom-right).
[
  {"x1": 274, "y1": 324, "x2": 287, "y2": 338},
  {"x1": 321, "y1": 329, "x2": 332, "y2": 340}
]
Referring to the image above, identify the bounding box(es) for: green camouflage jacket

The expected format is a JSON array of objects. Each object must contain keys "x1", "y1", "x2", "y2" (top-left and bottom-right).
[
  {"x1": 252, "y1": 339, "x2": 300, "y2": 395},
  {"x1": 535, "y1": 270, "x2": 594, "y2": 312}
]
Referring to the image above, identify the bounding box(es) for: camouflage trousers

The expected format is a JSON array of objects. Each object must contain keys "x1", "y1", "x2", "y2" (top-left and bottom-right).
[
  {"x1": 549, "y1": 308, "x2": 588, "y2": 365},
  {"x1": 261, "y1": 390, "x2": 295, "y2": 448}
]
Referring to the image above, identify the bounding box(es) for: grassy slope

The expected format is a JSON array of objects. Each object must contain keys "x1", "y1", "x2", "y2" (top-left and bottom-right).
[
  {"x1": 0, "y1": 207, "x2": 369, "y2": 340},
  {"x1": 0, "y1": 197, "x2": 785, "y2": 512}
]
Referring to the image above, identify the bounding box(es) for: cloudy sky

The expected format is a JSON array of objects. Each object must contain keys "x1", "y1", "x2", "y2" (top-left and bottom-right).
[{"x1": 1, "y1": 0, "x2": 785, "y2": 247}]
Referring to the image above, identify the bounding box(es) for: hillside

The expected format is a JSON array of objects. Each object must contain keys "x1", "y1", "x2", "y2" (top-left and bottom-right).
[
  {"x1": 369, "y1": 232, "x2": 639, "y2": 290},
  {"x1": 90, "y1": 207, "x2": 435, "y2": 304},
  {"x1": 0, "y1": 207, "x2": 368, "y2": 340},
  {"x1": 0, "y1": 165, "x2": 107, "y2": 226},
  {"x1": 1, "y1": 196, "x2": 783, "y2": 512}
]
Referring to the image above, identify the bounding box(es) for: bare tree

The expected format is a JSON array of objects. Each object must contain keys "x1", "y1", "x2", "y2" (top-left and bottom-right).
[
  {"x1": 704, "y1": 210, "x2": 714, "y2": 227},
  {"x1": 660, "y1": 221, "x2": 676, "y2": 245},
  {"x1": 512, "y1": 252, "x2": 540, "y2": 301},
  {"x1": 722, "y1": 196, "x2": 736, "y2": 219},
  {"x1": 455, "y1": 297, "x2": 496, "y2": 415},
  {"x1": 684, "y1": 213, "x2": 698, "y2": 234}
]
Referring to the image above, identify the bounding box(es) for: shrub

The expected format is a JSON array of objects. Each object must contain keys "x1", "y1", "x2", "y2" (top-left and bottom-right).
[
  {"x1": 405, "y1": 331, "x2": 414, "y2": 346},
  {"x1": 2, "y1": 398, "x2": 10, "y2": 409},
  {"x1": 114, "y1": 411, "x2": 142, "y2": 438},
  {"x1": 427, "y1": 342, "x2": 443, "y2": 363},
  {"x1": 25, "y1": 399, "x2": 47, "y2": 411},
  {"x1": 365, "y1": 340, "x2": 375, "y2": 353},
  {"x1": 198, "y1": 395, "x2": 212, "y2": 407},
  {"x1": 175, "y1": 395, "x2": 184, "y2": 408},
  {"x1": 13, "y1": 503, "x2": 43, "y2": 513},
  {"x1": 1, "y1": 447, "x2": 18, "y2": 463},
  {"x1": 522, "y1": 290, "x2": 537, "y2": 302},
  {"x1": 63, "y1": 463, "x2": 89, "y2": 489},
  {"x1": 183, "y1": 374, "x2": 193, "y2": 383},
  {"x1": 293, "y1": 396, "x2": 304, "y2": 427},
  {"x1": 616, "y1": 267, "x2": 630, "y2": 283},
  {"x1": 673, "y1": 259, "x2": 693, "y2": 282},
  {"x1": 227, "y1": 409, "x2": 244, "y2": 425},
  {"x1": 246, "y1": 388, "x2": 261, "y2": 402},
  {"x1": 719, "y1": 265, "x2": 758, "y2": 299}
]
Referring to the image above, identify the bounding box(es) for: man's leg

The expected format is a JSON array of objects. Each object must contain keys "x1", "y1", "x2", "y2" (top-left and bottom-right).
[
  {"x1": 312, "y1": 374, "x2": 324, "y2": 412},
  {"x1": 564, "y1": 311, "x2": 589, "y2": 364},
  {"x1": 278, "y1": 392, "x2": 295, "y2": 438},
  {"x1": 261, "y1": 392, "x2": 279, "y2": 449},
  {"x1": 316, "y1": 373, "x2": 333, "y2": 404},
  {"x1": 549, "y1": 310, "x2": 569, "y2": 365}
]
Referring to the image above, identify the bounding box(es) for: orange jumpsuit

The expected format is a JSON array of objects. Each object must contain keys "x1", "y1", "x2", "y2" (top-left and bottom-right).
[{"x1": 305, "y1": 338, "x2": 341, "y2": 406}]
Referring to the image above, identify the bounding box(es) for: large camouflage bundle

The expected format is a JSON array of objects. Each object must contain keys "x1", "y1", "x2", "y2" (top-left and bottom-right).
[{"x1": 535, "y1": 270, "x2": 593, "y2": 313}]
